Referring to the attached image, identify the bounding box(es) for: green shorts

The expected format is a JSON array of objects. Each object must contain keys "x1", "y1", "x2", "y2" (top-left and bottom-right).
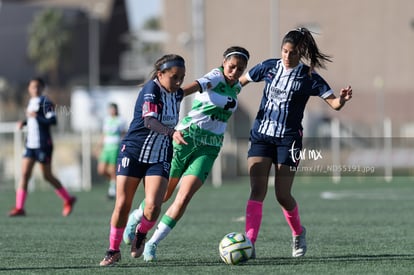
[
  {"x1": 99, "y1": 145, "x2": 119, "y2": 165},
  {"x1": 170, "y1": 132, "x2": 221, "y2": 183}
]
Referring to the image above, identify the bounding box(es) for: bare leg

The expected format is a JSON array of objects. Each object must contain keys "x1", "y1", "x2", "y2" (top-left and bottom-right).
[
  {"x1": 274, "y1": 164, "x2": 304, "y2": 239},
  {"x1": 164, "y1": 175, "x2": 202, "y2": 221},
  {"x1": 163, "y1": 177, "x2": 180, "y2": 202},
  {"x1": 18, "y1": 157, "x2": 36, "y2": 191},
  {"x1": 248, "y1": 156, "x2": 272, "y2": 201},
  {"x1": 273, "y1": 164, "x2": 296, "y2": 210},
  {"x1": 111, "y1": 175, "x2": 140, "y2": 227},
  {"x1": 142, "y1": 175, "x2": 169, "y2": 222},
  {"x1": 39, "y1": 162, "x2": 63, "y2": 189},
  {"x1": 245, "y1": 156, "x2": 272, "y2": 243}
]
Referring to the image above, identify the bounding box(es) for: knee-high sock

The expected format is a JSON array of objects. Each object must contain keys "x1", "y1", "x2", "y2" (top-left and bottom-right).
[
  {"x1": 282, "y1": 205, "x2": 303, "y2": 236},
  {"x1": 109, "y1": 225, "x2": 124, "y2": 251},
  {"x1": 16, "y1": 188, "x2": 27, "y2": 210},
  {"x1": 55, "y1": 187, "x2": 72, "y2": 202},
  {"x1": 137, "y1": 216, "x2": 156, "y2": 234},
  {"x1": 245, "y1": 200, "x2": 263, "y2": 244},
  {"x1": 148, "y1": 215, "x2": 176, "y2": 245}
]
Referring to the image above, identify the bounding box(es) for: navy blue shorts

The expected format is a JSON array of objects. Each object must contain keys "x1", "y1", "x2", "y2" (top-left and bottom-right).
[
  {"x1": 116, "y1": 150, "x2": 171, "y2": 179},
  {"x1": 248, "y1": 131, "x2": 302, "y2": 167},
  {"x1": 23, "y1": 147, "x2": 53, "y2": 164}
]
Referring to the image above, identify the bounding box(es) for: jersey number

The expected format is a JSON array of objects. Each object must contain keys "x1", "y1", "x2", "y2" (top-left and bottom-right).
[{"x1": 223, "y1": 97, "x2": 236, "y2": 111}]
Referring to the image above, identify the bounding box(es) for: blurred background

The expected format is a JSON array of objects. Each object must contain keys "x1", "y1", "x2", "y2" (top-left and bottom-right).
[{"x1": 0, "y1": 0, "x2": 413, "y2": 191}]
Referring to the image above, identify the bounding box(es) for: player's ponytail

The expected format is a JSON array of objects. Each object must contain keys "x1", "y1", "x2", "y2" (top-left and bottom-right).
[
  {"x1": 282, "y1": 27, "x2": 332, "y2": 72},
  {"x1": 137, "y1": 54, "x2": 185, "y2": 88}
]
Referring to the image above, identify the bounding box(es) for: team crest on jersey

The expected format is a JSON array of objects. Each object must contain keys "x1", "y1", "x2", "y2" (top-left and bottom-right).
[
  {"x1": 291, "y1": 80, "x2": 302, "y2": 91},
  {"x1": 121, "y1": 156, "x2": 130, "y2": 168}
]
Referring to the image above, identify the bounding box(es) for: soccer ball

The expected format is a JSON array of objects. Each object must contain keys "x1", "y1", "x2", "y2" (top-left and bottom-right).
[{"x1": 219, "y1": 232, "x2": 253, "y2": 265}]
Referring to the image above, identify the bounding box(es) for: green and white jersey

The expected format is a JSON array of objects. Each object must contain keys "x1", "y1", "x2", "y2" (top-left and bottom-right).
[
  {"x1": 176, "y1": 67, "x2": 242, "y2": 147},
  {"x1": 103, "y1": 116, "x2": 127, "y2": 150}
]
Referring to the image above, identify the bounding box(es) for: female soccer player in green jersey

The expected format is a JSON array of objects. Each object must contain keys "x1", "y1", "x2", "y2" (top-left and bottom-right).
[
  {"x1": 97, "y1": 103, "x2": 126, "y2": 199},
  {"x1": 124, "y1": 46, "x2": 250, "y2": 262}
]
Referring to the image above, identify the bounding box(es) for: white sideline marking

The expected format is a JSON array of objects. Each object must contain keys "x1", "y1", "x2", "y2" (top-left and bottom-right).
[
  {"x1": 320, "y1": 190, "x2": 413, "y2": 200},
  {"x1": 232, "y1": 216, "x2": 245, "y2": 222}
]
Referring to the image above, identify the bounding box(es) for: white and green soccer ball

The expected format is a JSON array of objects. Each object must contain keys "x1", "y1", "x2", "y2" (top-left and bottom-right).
[{"x1": 219, "y1": 232, "x2": 253, "y2": 265}]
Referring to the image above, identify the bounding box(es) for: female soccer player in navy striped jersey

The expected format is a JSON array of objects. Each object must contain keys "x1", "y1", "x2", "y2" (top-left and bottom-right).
[
  {"x1": 8, "y1": 77, "x2": 77, "y2": 217},
  {"x1": 239, "y1": 28, "x2": 352, "y2": 258},
  {"x1": 100, "y1": 54, "x2": 190, "y2": 266}
]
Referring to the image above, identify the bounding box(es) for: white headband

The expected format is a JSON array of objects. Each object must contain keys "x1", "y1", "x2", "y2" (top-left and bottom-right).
[{"x1": 224, "y1": 51, "x2": 249, "y2": 61}]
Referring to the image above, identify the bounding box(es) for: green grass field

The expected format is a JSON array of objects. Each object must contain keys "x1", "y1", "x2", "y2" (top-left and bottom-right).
[{"x1": 1, "y1": 176, "x2": 414, "y2": 274}]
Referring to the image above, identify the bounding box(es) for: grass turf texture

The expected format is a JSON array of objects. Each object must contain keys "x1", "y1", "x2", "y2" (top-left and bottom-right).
[{"x1": 1, "y1": 176, "x2": 413, "y2": 274}]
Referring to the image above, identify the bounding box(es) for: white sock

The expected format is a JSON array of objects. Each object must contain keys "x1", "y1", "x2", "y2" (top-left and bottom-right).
[{"x1": 148, "y1": 215, "x2": 176, "y2": 245}]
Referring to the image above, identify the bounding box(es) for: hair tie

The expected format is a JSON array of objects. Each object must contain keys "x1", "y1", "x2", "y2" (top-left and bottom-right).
[
  {"x1": 296, "y1": 28, "x2": 305, "y2": 34},
  {"x1": 159, "y1": 60, "x2": 185, "y2": 71},
  {"x1": 224, "y1": 51, "x2": 249, "y2": 61}
]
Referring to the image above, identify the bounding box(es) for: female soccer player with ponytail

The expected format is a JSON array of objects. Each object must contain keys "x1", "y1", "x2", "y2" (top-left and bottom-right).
[
  {"x1": 239, "y1": 28, "x2": 352, "y2": 258},
  {"x1": 8, "y1": 77, "x2": 76, "y2": 217},
  {"x1": 99, "y1": 54, "x2": 188, "y2": 266}
]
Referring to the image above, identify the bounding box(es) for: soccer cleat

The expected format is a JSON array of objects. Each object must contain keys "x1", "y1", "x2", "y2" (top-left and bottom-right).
[
  {"x1": 143, "y1": 242, "x2": 157, "y2": 262},
  {"x1": 123, "y1": 209, "x2": 140, "y2": 245},
  {"x1": 62, "y1": 197, "x2": 77, "y2": 217},
  {"x1": 131, "y1": 230, "x2": 146, "y2": 258},
  {"x1": 8, "y1": 208, "x2": 26, "y2": 217},
  {"x1": 100, "y1": 250, "x2": 121, "y2": 266},
  {"x1": 292, "y1": 226, "x2": 307, "y2": 257}
]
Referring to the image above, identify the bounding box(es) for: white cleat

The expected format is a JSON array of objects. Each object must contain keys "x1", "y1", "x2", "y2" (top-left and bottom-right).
[
  {"x1": 292, "y1": 226, "x2": 307, "y2": 257},
  {"x1": 123, "y1": 209, "x2": 140, "y2": 245},
  {"x1": 143, "y1": 242, "x2": 158, "y2": 262}
]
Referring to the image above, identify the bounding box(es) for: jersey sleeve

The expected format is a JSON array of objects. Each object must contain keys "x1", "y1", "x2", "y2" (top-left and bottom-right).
[
  {"x1": 141, "y1": 81, "x2": 161, "y2": 118},
  {"x1": 309, "y1": 73, "x2": 333, "y2": 99},
  {"x1": 196, "y1": 68, "x2": 223, "y2": 91},
  {"x1": 245, "y1": 59, "x2": 277, "y2": 82},
  {"x1": 36, "y1": 96, "x2": 57, "y2": 125}
]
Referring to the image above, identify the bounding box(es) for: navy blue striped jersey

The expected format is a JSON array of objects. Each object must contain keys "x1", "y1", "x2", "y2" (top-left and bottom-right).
[
  {"x1": 25, "y1": 95, "x2": 57, "y2": 149},
  {"x1": 246, "y1": 59, "x2": 333, "y2": 137},
  {"x1": 121, "y1": 79, "x2": 184, "y2": 163}
]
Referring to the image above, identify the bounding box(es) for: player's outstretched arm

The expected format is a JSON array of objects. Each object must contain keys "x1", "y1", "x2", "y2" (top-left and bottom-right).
[
  {"x1": 183, "y1": 81, "x2": 202, "y2": 97},
  {"x1": 324, "y1": 85, "x2": 353, "y2": 111}
]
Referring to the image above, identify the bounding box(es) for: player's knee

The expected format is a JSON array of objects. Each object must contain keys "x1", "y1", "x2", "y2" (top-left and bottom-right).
[
  {"x1": 43, "y1": 174, "x2": 57, "y2": 184},
  {"x1": 275, "y1": 193, "x2": 292, "y2": 206},
  {"x1": 144, "y1": 203, "x2": 161, "y2": 221},
  {"x1": 97, "y1": 167, "x2": 106, "y2": 176},
  {"x1": 21, "y1": 173, "x2": 31, "y2": 181},
  {"x1": 250, "y1": 186, "x2": 267, "y2": 201}
]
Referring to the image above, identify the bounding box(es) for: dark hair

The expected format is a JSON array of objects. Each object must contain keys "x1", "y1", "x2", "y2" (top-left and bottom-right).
[
  {"x1": 150, "y1": 54, "x2": 185, "y2": 80},
  {"x1": 223, "y1": 46, "x2": 250, "y2": 62},
  {"x1": 109, "y1": 102, "x2": 119, "y2": 116},
  {"x1": 282, "y1": 27, "x2": 332, "y2": 71},
  {"x1": 30, "y1": 77, "x2": 46, "y2": 90}
]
